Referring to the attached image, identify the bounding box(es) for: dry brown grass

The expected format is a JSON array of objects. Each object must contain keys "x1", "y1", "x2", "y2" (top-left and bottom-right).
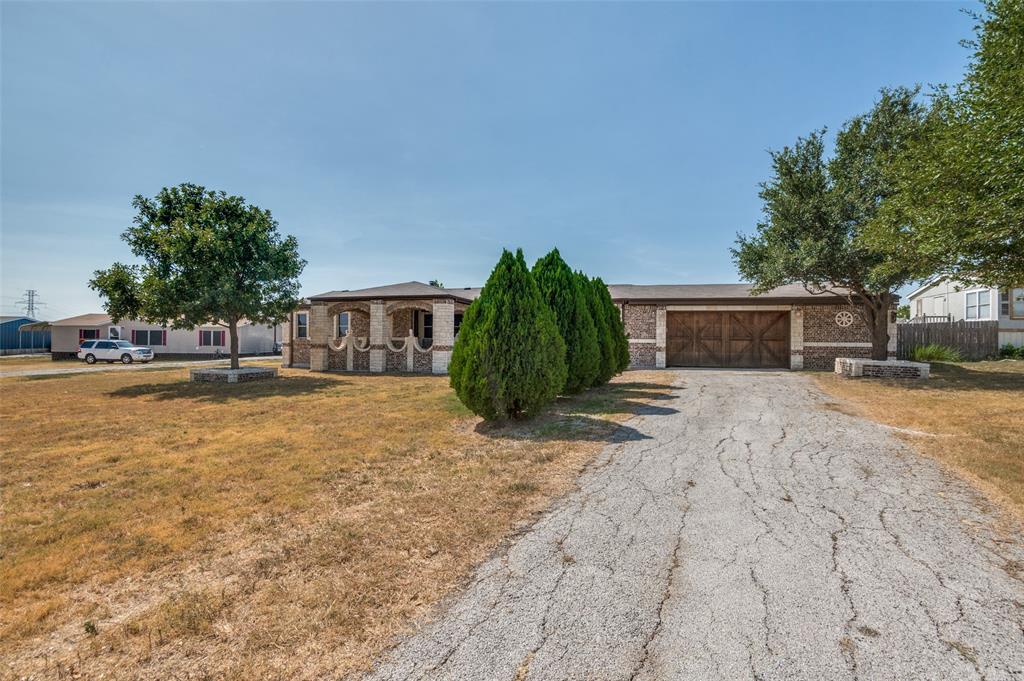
[
  {"x1": 814, "y1": 360, "x2": 1024, "y2": 515},
  {"x1": 0, "y1": 355, "x2": 62, "y2": 373},
  {"x1": 0, "y1": 367, "x2": 674, "y2": 680}
]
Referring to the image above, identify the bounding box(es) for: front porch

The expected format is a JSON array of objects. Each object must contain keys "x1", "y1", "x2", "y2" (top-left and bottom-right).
[{"x1": 283, "y1": 282, "x2": 476, "y2": 374}]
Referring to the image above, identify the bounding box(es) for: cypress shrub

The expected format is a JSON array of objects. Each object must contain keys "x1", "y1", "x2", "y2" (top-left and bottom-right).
[
  {"x1": 449, "y1": 248, "x2": 567, "y2": 420},
  {"x1": 589, "y1": 278, "x2": 626, "y2": 382},
  {"x1": 585, "y1": 273, "x2": 616, "y2": 385},
  {"x1": 591, "y1": 275, "x2": 631, "y2": 376},
  {"x1": 532, "y1": 249, "x2": 601, "y2": 393}
]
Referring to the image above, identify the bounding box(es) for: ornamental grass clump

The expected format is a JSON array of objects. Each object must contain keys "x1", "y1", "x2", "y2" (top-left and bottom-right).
[{"x1": 911, "y1": 343, "x2": 963, "y2": 363}]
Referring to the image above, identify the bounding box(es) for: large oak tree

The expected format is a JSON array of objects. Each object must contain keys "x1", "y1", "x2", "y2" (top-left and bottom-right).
[
  {"x1": 872, "y1": 0, "x2": 1024, "y2": 288},
  {"x1": 90, "y1": 184, "x2": 305, "y2": 369},
  {"x1": 733, "y1": 88, "x2": 929, "y2": 360}
]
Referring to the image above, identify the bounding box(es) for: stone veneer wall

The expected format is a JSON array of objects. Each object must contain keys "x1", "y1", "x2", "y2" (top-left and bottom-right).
[
  {"x1": 622, "y1": 304, "x2": 660, "y2": 369},
  {"x1": 386, "y1": 347, "x2": 406, "y2": 372},
  {"x1": 291, "y1": 338, "x2": 310, "y2": 366},
  {"x1": 413, "y1": 348, "x2": 432, "y2": 373}
]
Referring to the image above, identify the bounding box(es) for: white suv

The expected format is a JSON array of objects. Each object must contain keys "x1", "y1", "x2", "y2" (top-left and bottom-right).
[{"x1": 78, "y1": 340, "x2": 155, "y2": 364}]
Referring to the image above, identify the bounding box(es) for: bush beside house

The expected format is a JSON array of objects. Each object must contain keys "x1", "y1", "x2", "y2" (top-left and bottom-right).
[
  {"x1": 449, "y1": 249, "x2": 567, "y2": 420},
  {"x1": 450, "y1": 248, "x2": 631, "y2": 421},
  {"x1": 532, "y1": 249, "x2": 601, "y2": 394}
]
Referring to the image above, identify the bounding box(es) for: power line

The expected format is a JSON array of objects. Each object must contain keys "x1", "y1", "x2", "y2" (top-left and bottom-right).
[{"x1": 15, "y1": 289, "x2": 46, "y2": 318}]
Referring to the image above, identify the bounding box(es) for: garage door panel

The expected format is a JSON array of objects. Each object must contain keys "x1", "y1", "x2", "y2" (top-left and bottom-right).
[{"x1": 667, "y1": 311, "x2": 789, "y2": 368}]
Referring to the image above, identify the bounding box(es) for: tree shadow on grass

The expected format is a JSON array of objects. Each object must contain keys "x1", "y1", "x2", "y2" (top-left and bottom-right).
[
  {"x1": 905, "y1": 362, "x2": 1024, "y2": 393},
  {"x1": 108, "y1": 374, "x2": 338, "y2": 403},
  {"x1": 474, "y1": 380, "x2": 680, "y2": 444}
]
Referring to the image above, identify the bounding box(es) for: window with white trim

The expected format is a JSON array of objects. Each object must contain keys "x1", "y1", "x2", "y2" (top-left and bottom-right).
[
  {"x1": 337, "y1": 311, "x2": 350, "y2": 337},
  {"x1": 1012, "y1": 288, "x2": 1024, "y2": 319},
  {"x1": 965, "y1": 290, "x2": 991, "y2": 320},
  {"x1": 295, "y1": 313, "x2": 308, "y2": 339}
]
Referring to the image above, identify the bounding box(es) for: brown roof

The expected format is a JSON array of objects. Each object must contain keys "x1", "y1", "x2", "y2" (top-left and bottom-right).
[
  {"x1": 606, "y1": 283, "x2": 862, "y2": 304},
  {"x1": 307, "y1": 281, "x2": 877, "y2": 307},
  {"x1": 50, "y1": 313, "x2": 112, "y2": 327},
  {"x1": 309, "y1": 281, "x2": 480, "y2": 303}
]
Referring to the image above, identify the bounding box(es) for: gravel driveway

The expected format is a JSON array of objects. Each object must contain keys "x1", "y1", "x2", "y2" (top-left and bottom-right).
[{"x1": 366, "y1": 369, "x2": 1024, "y2": 681}]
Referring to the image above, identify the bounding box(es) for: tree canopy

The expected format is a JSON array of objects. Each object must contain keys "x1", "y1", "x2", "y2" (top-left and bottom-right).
[
  {"x1": 733, "y1": 88, "x2": 929, "y2": 359},
  {"x1": 89, "y1": 183, "x2": 305, "y2": 369},
  {"x1": 449, "y1": 249, "x2": 566, "y2": 420},
  {"x1": 871, "y1": 0, "x2": 1024, "y2": 287}
]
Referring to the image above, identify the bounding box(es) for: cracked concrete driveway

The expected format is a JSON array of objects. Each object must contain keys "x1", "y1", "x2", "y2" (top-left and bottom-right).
[{"x1": 365, "y1": 369, "x2": 1024, "y2": 681}]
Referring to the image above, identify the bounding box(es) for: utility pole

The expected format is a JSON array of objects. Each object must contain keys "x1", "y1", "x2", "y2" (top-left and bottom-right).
[{"x1": 17, "y1": 289, "x2": 45, "y2": 318}]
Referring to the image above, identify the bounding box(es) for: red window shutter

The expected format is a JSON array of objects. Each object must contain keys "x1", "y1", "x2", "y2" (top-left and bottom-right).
[
  {"x1": 198, "y1": 330, "x2": 203, "y2": 346},
  {"x1": 162, "y1": 330, "x2": 167, "y2": 346},
  {"x1": 218, "y1": 330, "x2": 225, "y2": 346},
  {"x1": 131, "y1": 329, "x2": 136, "y2": 344}
]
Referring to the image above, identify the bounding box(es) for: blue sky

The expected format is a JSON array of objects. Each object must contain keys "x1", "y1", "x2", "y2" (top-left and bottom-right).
[{"x1": 1, "y1": 1, "x2": 975, "y2": 319}]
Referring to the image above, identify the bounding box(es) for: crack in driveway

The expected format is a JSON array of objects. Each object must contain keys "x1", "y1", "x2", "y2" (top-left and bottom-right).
[{"x1": 363, "y1": 370, "x2": 1024, "y2": 681}]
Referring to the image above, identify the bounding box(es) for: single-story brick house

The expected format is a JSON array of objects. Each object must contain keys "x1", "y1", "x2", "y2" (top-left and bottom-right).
[
  {"x1": 47, "y1": 313, "x2": 281, "y2": 360},
  {"x1": 284, "y1": 281, "x2": 895, "y2": 373}
]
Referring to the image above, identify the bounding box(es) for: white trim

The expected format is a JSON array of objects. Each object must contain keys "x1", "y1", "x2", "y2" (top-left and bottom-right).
[
  {"x1": 665, "y1": 304, "x2": 793, "y2": 312},
  {"x1": 906, "y1": 277, "x2": 944, "y2": 301},
  {"x1": 628, "y1": 338, "x2": 657, "y2": 344},
  {"x1": 803, "y1": 341, "x2": 872, "y2": 348}
]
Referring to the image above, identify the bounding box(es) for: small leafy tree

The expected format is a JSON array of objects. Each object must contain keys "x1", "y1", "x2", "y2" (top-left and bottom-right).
[
  {"x1": 532, "y1": 249, "x2": 600, "y2": 393},
  {"x1": 593, "y1": 276, "x2": 631, "y2": 374},
  {"x1": 874, "y1": 0, "x2": 1023, "y2": 288},
  {"x1": 733, "y1": 88, "x2": 928, "y2": 360},
  {"x1": 89, "y1": 184, "x2": 306, "y2": 370},
  {"x1": 449, "y1": 249, "x2": 567, "y2": 420}
]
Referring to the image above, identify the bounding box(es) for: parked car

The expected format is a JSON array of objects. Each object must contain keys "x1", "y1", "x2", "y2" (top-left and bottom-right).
[{"x1": 78, "y1": 339, "x2": 155, "y2": 364}]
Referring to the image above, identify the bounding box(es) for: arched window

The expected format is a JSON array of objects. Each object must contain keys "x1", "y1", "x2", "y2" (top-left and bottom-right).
[{"x1": 337, "y1": 311, "x2": 350, "y2": 337}]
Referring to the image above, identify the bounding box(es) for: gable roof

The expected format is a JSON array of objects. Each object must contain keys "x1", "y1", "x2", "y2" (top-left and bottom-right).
[
  {"x1": 309, "y1": 281, "x2": 480, "y2": 304},
  {"x1": 50, "y1": 313, "x2": 112, "y2": 327}
]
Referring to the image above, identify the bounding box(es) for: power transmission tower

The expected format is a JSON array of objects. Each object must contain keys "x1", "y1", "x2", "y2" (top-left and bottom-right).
[{"x1": 17, "y1": 289, "x2": 46, "y2": 318}]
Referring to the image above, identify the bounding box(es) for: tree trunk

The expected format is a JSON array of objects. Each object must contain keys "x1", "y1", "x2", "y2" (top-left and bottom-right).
[
  {"x1": 862, "y1": 294, "x2": 893, "y2": 361},
  {"x1": 229, "y1": 319, "x2": 240, "y2": 370}
]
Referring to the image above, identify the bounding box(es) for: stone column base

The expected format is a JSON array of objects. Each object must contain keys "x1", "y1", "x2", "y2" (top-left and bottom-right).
[
  {"x1": 310, "y1": 346, "x2": 328, "y2": 372},
  {"x1": 369, "y1": 348, "x2": 385, "y2": 372}
]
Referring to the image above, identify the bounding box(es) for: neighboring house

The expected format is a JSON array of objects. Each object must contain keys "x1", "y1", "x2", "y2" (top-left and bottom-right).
[
  {"x1": 47, "y1": 313, "x2": 281, "y2": 359},
  {"x1": 906, "y1": 279, "x2": 1024, "y2": 347},
  {"x1": 283, "y1": 281, "x2": 894, "y2": 373},
  {"x1": 1, "y1": 316, "x2": 50, "y2": 355}
]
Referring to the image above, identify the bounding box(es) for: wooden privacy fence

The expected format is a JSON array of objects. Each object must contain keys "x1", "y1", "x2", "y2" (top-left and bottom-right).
[{"x1": 897, "y1": 320, "x2": 998, "y2": 360}]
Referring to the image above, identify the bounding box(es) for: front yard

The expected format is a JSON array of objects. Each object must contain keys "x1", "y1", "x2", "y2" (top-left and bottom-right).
[
  {"x1": 0, "y1": 366, "x2": 672, "y2": 679},
  {"x1": 815, "y1": 360, "x2": 1024, "y2": 516}
]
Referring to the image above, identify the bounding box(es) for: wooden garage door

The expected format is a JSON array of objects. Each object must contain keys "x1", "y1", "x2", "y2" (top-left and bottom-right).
[{"x1": 666, "y1": 311, "x2": 790, "y2": 368}]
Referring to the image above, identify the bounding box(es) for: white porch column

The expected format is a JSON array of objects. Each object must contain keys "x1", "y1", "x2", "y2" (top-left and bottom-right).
[
  {"x1": 655, "y1": 306, "x2": 667, "y2": 369},
  {"x1": 281, "y1": 315, "x2": 292, "y2": 367},
  {"x1": 790, "y1": 306, "x2": 805, "y2": 370},
  {"x1": 369, "y1": 299, "x2": 385, "y2": 372},
  {"x1": 432, "y1": 298, "x2": 455, "y2": 374},
  {"x1": 309, "y1": 304, "x2": 330, "y2": 371}
]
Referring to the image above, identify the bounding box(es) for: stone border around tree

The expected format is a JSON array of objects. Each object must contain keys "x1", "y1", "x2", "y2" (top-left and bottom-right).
[
  {"x1": 834, "y1": 357, "x2": 929, "y2": 379},
  {"x1": 189, "y1": 367, "x2": 279, "y2": 383}
]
